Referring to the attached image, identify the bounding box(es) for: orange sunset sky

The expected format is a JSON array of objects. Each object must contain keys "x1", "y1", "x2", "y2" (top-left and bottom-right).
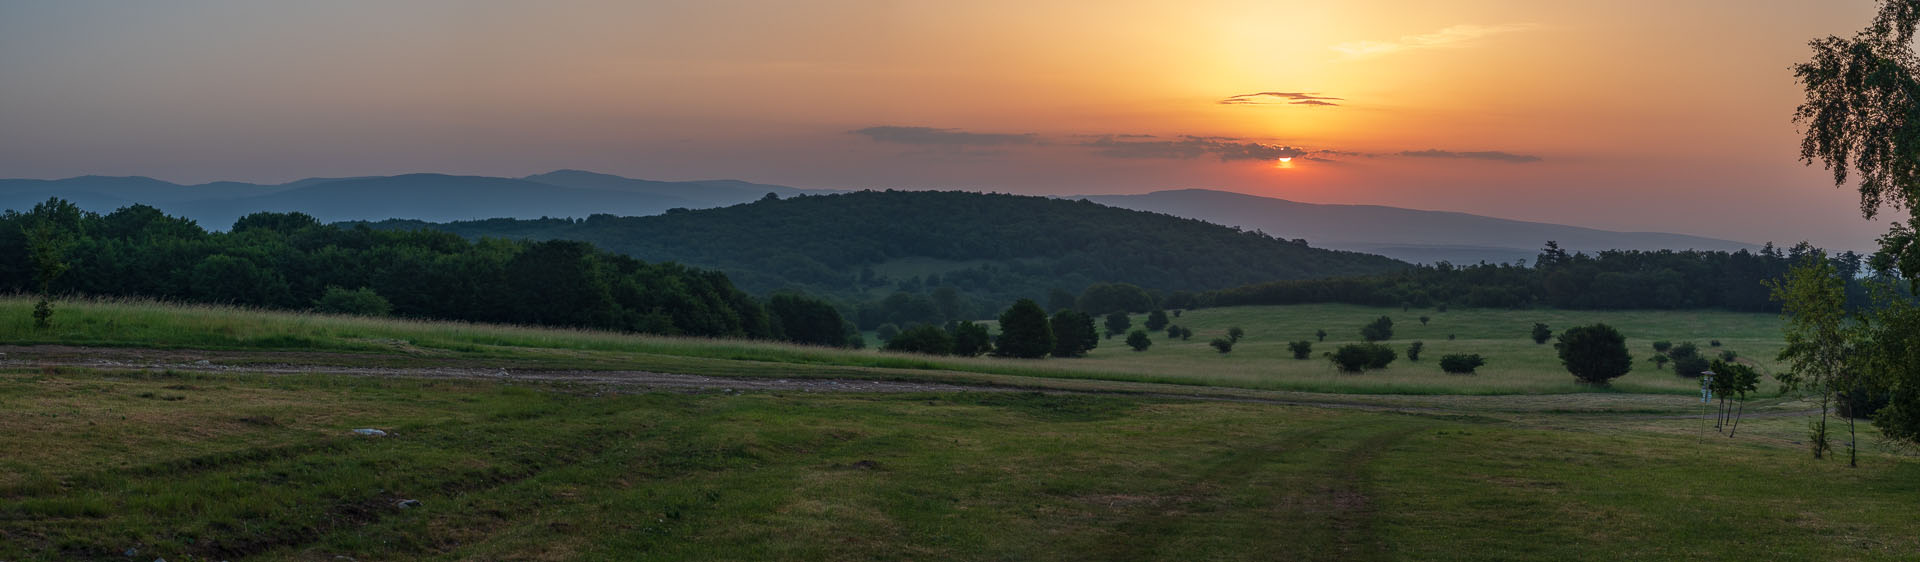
[{"x1": 0, "y1": 1, "x2": 1905, "y2": 250}]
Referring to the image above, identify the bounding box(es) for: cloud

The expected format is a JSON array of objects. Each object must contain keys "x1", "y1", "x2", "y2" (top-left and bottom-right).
[
  {"x1": 1080, "y1": 136, "x2": 1309, "y2": 161},
  {"x1": 851, "y1": 126, "x2": 1038, "y2": 146},
  {"x1": 1397, "y1": 149, "x2": 1542, "y2": 163},
  {"x1": 1219, "y1": 92, "x2": 1343, "y2": 106},
  {"x1": 1331, "y1": 23, "x2": 1538, "y2": 59}
]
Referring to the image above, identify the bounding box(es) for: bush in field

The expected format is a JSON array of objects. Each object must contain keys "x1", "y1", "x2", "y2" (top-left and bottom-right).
[
  {"x1": 1407, "y1": 341, "x2": 1424, "y2": 361},
  {"x1": 1651, "y1": 354, "x2": 1670, "y2": 370},
  {"x1": 1673, "y1": 355, "x2": 1711, "y2": 378},
  {"x1": 1050, "y1": 310, "x2": 1098, "y2": 358},
  {"x1": 1288, "y1": 340, "x2": 1313, "y2": 359},
  {"x1": 1227, "y1": 326, "x2": 1246, "y2": 343},
  {"x1": 1419, "y1": 315, "x2": 1431, "y2": 326},
  {"x1": 1210, "y1": 338, "x2": 1234, "y2": 353},
  {"x1": 1360, "y1": 316, "x2": 1393, "y2": 342},
  {"x1": 1331, "y1": 343, "x2": 1397, "y2": 372},
  {"x1": 1315, "y1": 329, "x2": 1327, "y2": 342},
  {"x1": 1166, "y1": 324, "x2": 1192, "y2": 341},
  {"x1": 1439, "y1": 354, "x2": 1486, "y2": 374},
  {"x1": 1126, "y1": 329, "x2": 1152, "y2": 351},
  {"x1": 949, "y1": 320, "x2": 993, "y2": 357},
  {"x1": 992, "y1": 299, "x2": 1052, "y2": 359},
  {"x1": 1556, "y1": 323, "x2": 1633, "y2": 385},
  {"x1": 315, "y1": 286, "x2": 392, "y2": 317},
  {"x1": 1710, "y1": 339, "x2": 1722, "y2": 347},
  {"x1": 1720, "y1": 350, "x2": 1738, "y2": 362},
  {"x1": 885, "y1": 324, "x2": 953, "y2": 355},
  {"x1": 1653, "y1": 340, "x2": 1673, "y2": 353},
  {"x1": 1531, "y1": 323, "x2": 1552, "y2": 344},
  {"x1": 1104, "y1": 312, "x2": 1130, "y2": 338},
  {"x1": 1669, "y1": 342, "x2": 1701, "y2": 362},
  {"x1": 1448, "y1": 334, "x2": 1456, "y2": 340},
  {"x1": 1145, "y1": 309, "x2": 1170, "y2": 331}
]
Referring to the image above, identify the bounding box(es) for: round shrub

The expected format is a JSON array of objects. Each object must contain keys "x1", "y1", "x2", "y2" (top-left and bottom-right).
[{"x1": 1439, "y1": 354, "x2": 1486, "y2": 374}]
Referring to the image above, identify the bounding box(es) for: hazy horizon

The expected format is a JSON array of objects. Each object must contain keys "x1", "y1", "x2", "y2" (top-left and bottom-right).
[{"x1": 1, "y1": 0, "x2": 1907, "y2": 250}]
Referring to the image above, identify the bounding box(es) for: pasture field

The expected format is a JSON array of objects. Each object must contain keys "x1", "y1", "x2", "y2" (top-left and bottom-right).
[
  {"x1": 1, "y1": 367, "x2": 1915, "y2": 561},
  {"x1": 0, "y1": 298, "x2": 1781, "y2": 396}
]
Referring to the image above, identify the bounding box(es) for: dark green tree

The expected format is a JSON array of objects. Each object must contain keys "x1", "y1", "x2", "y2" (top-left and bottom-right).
[
  {"x1": 1104, "y1": 311, "x2": 1131, "y2": 338},
  {"x1": 994, "y1": 299, "x2": 1054, "y2": 358},
  {"x1": 949, "y1": 320, "x2": 993, "y2": 357},
  {"x1": 1145, "y1": 309, "x2": 1170, "y2": 331},
  {"x1": 1315, "y1": 328, "x2": 1327, "y2": 342},
  {"x1": 22, "y1": 218, "x2": 72, "y2": 328},
  {"x1": 1287, "y1": 340, "x2": 1312, "y2": 359},
  {"x1": 767, "y1": 293, "x2": 851, "y2": 347},
  {"x1": 1407, "y1": 341, "x2": 1424, "y2": 361},
  {"x1": 1126, "y1": 329, "x2": 1152, "y2": 351},
  {"x1": 1440, "y1": 354, "x2": 1486, "y2": 374},
  {"x1": 1555, "y1": 323, "x2": 1634, "y2": 385},
  {"x1": 1531, "y1": 323, "x2": 1552, "y2": 344},
  {"x1": 1050, "y1": 309, "x2": 1099, "y2": 358},
  {"x1": 1210, "y1": 338, "x2": 1234, "y2": 353},
  {"x1": 315, "y1": 286, "x2": 392, "y2": 317},
  {"x1": 1360, "y1": 316, "x2": 1393, "y2": 342},
  {"x1": 1227, "y1": 326, "x2": 1245, "y2": 343},
  {"x1": 1653, "y1": 340, "x2": 1673, "y2": 353},
  {"x1": 1331, "y1": 343, "x2": 1396, "y2": 372},
  {"x1": 886, "y1": 324, "x2": 954, "y2": 355}
]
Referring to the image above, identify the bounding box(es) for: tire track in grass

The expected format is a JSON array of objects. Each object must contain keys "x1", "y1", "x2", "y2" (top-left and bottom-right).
[
  {"x1": 1082, "y1": 419, "x2": 1420, "y2": 561},
  {"x1": 1322, "y1": 423, "x2": 1423, "y2": 562}
]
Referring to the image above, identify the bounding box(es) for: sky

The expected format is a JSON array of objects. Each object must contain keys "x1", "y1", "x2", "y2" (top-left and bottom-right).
[{"x1": 0, "y1": 0, "x2": 1906, "y2": 250}]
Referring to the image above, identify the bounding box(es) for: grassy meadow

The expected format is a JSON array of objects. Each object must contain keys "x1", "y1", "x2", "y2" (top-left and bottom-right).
[
  {"x1": 1, "y1": 297, "x2": 1782, "y2": 397},
  {"x1": 1, "y1": 367, "x2": 1915, "y2": 561}
]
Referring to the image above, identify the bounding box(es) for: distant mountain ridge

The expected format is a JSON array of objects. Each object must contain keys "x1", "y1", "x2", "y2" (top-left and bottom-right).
[
  {"x1": 0, "y1": 171, "x2": 830, "y2": 229},
  {"x1": 1081, "y1": 189, "x2": 1759, "y2": 265}
]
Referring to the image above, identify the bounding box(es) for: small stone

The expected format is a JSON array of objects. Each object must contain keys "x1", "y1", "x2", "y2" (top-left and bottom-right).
[
  {"x1": 351, "y1": 428, "x2": 387, "y2": 437},
  {"x1": 124, "y1": 547, "x2": 138, "y2": 557},
  {"x1": 193, "y1": 360, "x2": 211, "y2": 366},
  {"x1": 395, "y1": 499, "x2": 421, "y2": 509}
]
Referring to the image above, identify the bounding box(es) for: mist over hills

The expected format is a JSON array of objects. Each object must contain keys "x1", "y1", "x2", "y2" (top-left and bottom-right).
[{"x1": 1083, "y1": 189, "x2": 1758, "y2": 265}]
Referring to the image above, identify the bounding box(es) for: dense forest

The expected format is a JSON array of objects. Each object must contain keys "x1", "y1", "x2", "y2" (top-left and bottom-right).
[
  {"x1": 1194, "y1": 241, "x2": 1902, "y2": 312},
  {"x1": 358, "y1": 190, "x2": 1409, "y2": 326},
  {"x1": 0, "y1": 199, "x2": 856, "y2": 345}
]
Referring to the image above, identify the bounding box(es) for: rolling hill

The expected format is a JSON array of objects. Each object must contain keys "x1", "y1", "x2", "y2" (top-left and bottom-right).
[
  {"x1": 361, "y1": 190, "x2": 1411, "y2": 320},
  {"x1": 1083, "y1": 189, "x2": 1759, "y2": 265}
]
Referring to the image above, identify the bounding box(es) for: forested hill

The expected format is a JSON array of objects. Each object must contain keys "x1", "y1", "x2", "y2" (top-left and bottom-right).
[{"x1": 361, "y1": 190, "x2": 1409, "y2": 318}]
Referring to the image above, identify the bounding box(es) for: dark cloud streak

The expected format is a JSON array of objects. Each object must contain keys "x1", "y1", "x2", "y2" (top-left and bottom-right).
[
  {"x1": 1397, "y1": 149, "x2": 1542, "y2": 163},
  {"x1": 851, "y1": 126, "x2": 1038, "y2": 146},
  {"x1": 1219, "y1": 92, "x2": 1344, "y2": 106}
]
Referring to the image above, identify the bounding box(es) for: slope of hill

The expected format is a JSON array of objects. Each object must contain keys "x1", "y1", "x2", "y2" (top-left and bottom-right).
[
  {"x1": 1083, "y1": 189, "x2": 1758, "y2": 264},
  {"x1": 363, "y1": 190, "x2": 1410, "y2": 318}
]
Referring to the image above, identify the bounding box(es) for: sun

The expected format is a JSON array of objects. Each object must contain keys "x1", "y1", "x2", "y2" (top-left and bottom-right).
[
  {"x1": 1278, "y1": 157, "x2": 1293, "y2": 163},
  {"x1": 1274, "y1": 157, "x2": 1295, "y2": 169}
]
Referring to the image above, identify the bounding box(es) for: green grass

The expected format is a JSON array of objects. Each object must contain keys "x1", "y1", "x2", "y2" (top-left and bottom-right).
[
  {"x1": 1, "y1": 369, "x2": 1913, "y2": 561},
  {"x1": 0, "y1": 297, "x2": 1784, "y2": 396}
]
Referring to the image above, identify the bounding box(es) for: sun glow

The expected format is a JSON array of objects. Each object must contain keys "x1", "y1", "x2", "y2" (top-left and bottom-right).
[{"x1": 1274, "y1": 157, "x2": 1296, "y2": 170}]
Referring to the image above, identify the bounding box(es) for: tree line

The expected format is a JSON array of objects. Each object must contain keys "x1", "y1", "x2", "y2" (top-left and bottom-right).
[
  {"x1": 2, "y1": 198, "x2": 857, "y2": 346},
  {"x1": 1200, "y1": 241, "x2": 1903, "y2": 313}
]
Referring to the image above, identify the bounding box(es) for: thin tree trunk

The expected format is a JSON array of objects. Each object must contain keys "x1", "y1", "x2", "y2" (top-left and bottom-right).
[
  {"x1": 1849, "y1": 414, "x2": 1857, "y2": 468},
  {"x1": 1816, "y1": 392, "x2": 1831, "y2": 460},
  {"x1": 1729, "y1": 397, "x2": 1745, "y2": 438}
]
